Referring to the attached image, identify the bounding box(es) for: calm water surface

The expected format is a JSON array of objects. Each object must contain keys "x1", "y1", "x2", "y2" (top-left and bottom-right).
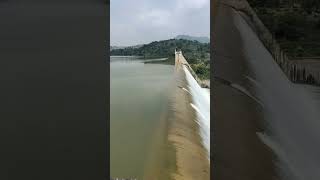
[{"x1": 110, "y1": 56, "x2": 174, "y2": 179}]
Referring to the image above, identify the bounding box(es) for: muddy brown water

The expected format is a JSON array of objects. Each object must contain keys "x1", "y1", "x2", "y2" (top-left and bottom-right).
[{"x1": 110, "y1": 56, "x2": 209, "y2": 180}]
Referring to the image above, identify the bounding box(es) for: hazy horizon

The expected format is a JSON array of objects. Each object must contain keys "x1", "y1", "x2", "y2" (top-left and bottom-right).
[{"x1": 111, "y1": 0, "x2": 210, "y2": 46}]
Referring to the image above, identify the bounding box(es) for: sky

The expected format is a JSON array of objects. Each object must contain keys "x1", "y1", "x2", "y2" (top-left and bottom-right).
[{"x1": 111, "y1": 0, "x2": 210, "y2": 46}]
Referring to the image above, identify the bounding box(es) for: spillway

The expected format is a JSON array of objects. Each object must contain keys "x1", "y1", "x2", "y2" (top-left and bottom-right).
[{"x1": 183, "y1": 66, "x2": 210, "y2": 160}]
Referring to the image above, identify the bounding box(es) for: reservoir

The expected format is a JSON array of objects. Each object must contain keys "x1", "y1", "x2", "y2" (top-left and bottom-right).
[
  {"x1": 110, "y1": 56, "x2": 175, "y2": 179},
  {"x1": 110, "y1": 56, "x2": 210, "y2": 180}
]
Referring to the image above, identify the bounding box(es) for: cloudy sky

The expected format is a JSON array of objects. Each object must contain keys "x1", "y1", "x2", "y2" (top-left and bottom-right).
[{"x1": 111, "y1": 0, "x2": 210, "y2": 46}]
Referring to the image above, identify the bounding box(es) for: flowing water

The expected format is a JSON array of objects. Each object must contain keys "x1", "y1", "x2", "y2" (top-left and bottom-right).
[
  {"x1": 182, "y1": 66, "x2": 210, "y2": 161},
  {"x1": 110, "y1": 56, "x2": 210, "y2": 179}
]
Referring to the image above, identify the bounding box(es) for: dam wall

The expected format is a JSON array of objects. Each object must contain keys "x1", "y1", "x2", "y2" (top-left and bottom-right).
[
  {"x1": 169, "y1": 52, "x2": 210, "y2": 180},
  {"x1": 217, "y1": 0, "x2": 320, "y2": 86},
  {"x1": 175, "y1": 49, "x2": 210, "y2": 159},
  {"x1": 175, "y1": 50, "x2": 210, "y2": 88}
]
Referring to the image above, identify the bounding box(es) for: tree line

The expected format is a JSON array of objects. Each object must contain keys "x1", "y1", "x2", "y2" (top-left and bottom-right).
[
  {"x1": 248, "y1": 0, "x2": 320, "y2": 12},
  {"x1": 248, "y1": 0, "x2": 320, "y2": 57},
  {"x1": 111, "y1": 39, "x2": 210, "y2": 79}
]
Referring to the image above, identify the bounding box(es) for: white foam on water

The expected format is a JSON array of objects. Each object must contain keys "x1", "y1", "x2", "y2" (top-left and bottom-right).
[
  {"x1": 182, "y1": 66, "x2": 210, "y2": 161},
  {"x1": 182, "y1": 87, "x2": 191, "y2": 94}
]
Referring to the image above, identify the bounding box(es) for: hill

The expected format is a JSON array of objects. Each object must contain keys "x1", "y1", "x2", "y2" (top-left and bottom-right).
[
  {"x1": 175, "y1": 35, "x2": 210, "y2": 43},
  {"x1": 110, "y1": 46, "x2": 126, "y2": 51},
  {"x1": 110, "y1": 39, "x2": 210, "y2": 80},
  {"x1": 110, "y1": 44, "x2": 143, "y2": 51}
]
